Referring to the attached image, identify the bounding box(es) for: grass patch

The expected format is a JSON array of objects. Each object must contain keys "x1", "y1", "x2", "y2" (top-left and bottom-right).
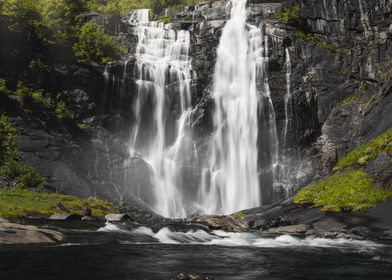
[
  {"x1": 336, "y1": 95, "x2": 360, "y2": 107},
  {"x1": 294, "y1": 169, "x2": 392, "y2": 212},
  {"x1": 231, "y1": 211, "x2": 246, "y2": 219},
  {"x1": 0, "y1": 188, "x2": 115, "y2": 218},
  {"x1": 334, "y1": 128, "x2": 392, "y2": 171}
]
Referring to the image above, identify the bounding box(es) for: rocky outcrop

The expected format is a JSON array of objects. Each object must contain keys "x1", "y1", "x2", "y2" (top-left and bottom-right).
[
  {"x1": 0, "y1": 221, "x2": 63, "y2": 245},
  {"x1": 187, "y1": 215, "x2": 249, "y2": 232}
]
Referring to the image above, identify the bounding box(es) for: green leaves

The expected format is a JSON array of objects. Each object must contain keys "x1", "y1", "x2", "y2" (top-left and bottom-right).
[
  {"x1": 0, "y1": 114, "x2": 45, "y2": 189},
  {"x1": 73, "y1": 21, "x2": 125, "y2": 64}
]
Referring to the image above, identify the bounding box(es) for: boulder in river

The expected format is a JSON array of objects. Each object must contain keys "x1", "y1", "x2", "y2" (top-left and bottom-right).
[
  {"x1": 267, "y1": 224, "x2": 313, "y2": 235},
  {"x1": 188, "y1": 215, "x2": 248, "y2": 232},
  {"x1": 0, "y1": 223, "x2": 63, "y2": 244},
  {"x1": 49, "y1": 214, "x2": 82, "y2": 221},
  {"x1": 105, "y1": 213, "x2": 130, "y2": 222}
]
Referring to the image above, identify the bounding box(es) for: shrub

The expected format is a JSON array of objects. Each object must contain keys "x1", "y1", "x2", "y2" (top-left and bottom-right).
[
  {"x1": 294, "y1": 169, "x2": 392, "y2": 212},
  {"x1": 54, "y1": 100, "x2": 74, "y2": 120},
  {"x1": 0, "y1": 79, "x2": 11, "y2": 95},
  {"x1": 276, "y1": 6, "x2": 301, "y2": 24},
  {"x1": 0, "y1": 160, "x2": 44, "y2": 189},
  {"x1": 0, "y1": 115, "x2": 45, "y2": 189},
  {"x1": 31, "y1": 90, "x2": 53, "y2": 109},
  {"x1": 73, "y1": 21, "x2": 125, "y2": 64},
  {"x1": 0, "y1": 115, "x2": 19, "y2": 165}
]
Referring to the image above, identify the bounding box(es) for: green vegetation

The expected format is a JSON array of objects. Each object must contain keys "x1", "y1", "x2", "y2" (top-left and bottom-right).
[
  {"x1": 275, "y1": 6, "x2": 337, "y2": 54},
  {"x1": 0, "y1": 188, "x2": 115, "y2": 218},
  {"x1": 156, "y1": 15, "x2": 172, "y2": 24},
  {"x1": 296, "y1": 31, "x2": 337, "y2": 54},
  {"x1": 3, "y1": 81, "x2": 75, "y2": 121},
  {"x1": 73, "y1": 22, "x2": 126, "y2": 64},
  {"x1": 334, "y1": 128, "x2": 392, "y2": 171},
  {"x1": 232, "y1": 211, "x2": 246, "y2": 219},
  {"x1": 86, "y1": 0, "x2": 206, "y2": 16},
  {"x1": 276, "y1": 5, "x2": 301, "y2": 24},
  {"x1": 0, "y1": 115, "x2": 45, "y2": 189},
  {"x1": 294, "y1": 169, "x2": 392, "y2": 212},
  {"x1": 0, "y1": 0, "x2": 125, "y2": 64},
  {"x1": 336, "y1": 95, "x2": 360, "y2": 107},
  {"x1": 54, "y1": 100, "x2": 75, "y2": 121}
]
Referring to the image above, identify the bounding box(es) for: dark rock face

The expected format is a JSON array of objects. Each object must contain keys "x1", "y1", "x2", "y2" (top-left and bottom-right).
[{"x1": 365, "y1": 152, "x2": 392, "y2": 187}]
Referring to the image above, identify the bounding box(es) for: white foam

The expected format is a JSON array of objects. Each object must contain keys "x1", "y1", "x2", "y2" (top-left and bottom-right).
[{"x1": 128, "y1": 226, "x2": 382, "y2": 249}]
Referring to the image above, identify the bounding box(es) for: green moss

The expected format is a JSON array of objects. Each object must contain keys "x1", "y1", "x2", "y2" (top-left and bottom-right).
[
  {"x1": 0, "y1": 188, "x2": 115, "y2": 218},
  {"x1": 336, "y1": 95, "x2": 360, "y2": 107},
  {"x1": 334, "y1": 128, "x2": 392, "y2": 171},
  {"x1": 296, "y1": 31, "x2": 337, "y2": 54},
  {"x1": 294, "y1": 169, "x2": 392, "y2": 212},
  {"x1": 232, "y1": 211, "x2": 246, "y2": 219}
]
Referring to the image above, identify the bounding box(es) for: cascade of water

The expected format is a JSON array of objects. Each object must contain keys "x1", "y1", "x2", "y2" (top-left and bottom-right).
[
  {"x1": 198, "y1": 0, "x2": 279, "y2": 214},
  {"x1": 127, "y1": 10, "x2": 193, "y2": 218},
  {"x1": 283, "y1": 48, "x2": 292, "y2": 148}
]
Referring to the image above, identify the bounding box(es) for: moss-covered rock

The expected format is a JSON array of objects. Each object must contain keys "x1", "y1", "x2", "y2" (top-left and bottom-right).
[
  {"x1": 0, "y1": 188, "x2": 116, "y2": 218},
  {"x1": 334, "y1": 128, "x2": 392, "y2": 171},
  {"x1": 294, "y1": 169, "x2": 392, "y2": 213}
]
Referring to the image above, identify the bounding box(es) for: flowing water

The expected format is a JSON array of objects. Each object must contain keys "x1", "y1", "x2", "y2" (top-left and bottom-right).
[
  {"x1": 283, "y1": 48, "x2": 292, "y2": 148},
  {"x1": 1, "y1": 223, "x2": 391, "y2": 280},
  {"x1": 122, "y1": 2, "x2": 309, "y2": 218},
  {"x1": 127, "y1": 10, "x2": 193, "y2": 218},
  {"x1": 199, "y1": 0, "x2": 280, "y2": 215}
]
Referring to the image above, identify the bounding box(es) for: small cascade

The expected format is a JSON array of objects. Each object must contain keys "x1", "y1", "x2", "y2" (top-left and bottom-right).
[
  {"x1": 198, "y1": 0, "x2": 280, "y2": 214},
  {"x1": 283, "y1": 48, "x2": 292, "y2": 148},
  {"x1": 126, "y1": 9, "x2": 194, "y2": 218}
]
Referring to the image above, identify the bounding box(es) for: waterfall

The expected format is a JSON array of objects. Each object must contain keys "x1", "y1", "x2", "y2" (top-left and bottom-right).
[
  {"x1": 127, "y1": 10, "x2": 193, "y2": 218},
  {"x1": 283, "y1": 48, "x2": 292, "y2": 148},
  {"x1": 198, "y1": 0, "x2": 279, "y2": 214}
]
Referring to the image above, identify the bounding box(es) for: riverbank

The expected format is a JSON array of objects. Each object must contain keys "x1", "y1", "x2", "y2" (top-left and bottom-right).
[{"x1": 1, "y1": 196, "x2": 392, "y2": 245}]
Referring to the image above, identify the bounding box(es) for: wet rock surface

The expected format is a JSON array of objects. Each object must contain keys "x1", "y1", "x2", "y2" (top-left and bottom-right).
[
  {"x1": 187, "y1": 215, "x2": 249, "y2": 232},
  {"x1": 0, "y1": 220, "x2": 63, "y2": 245},
  {"x1": 173, "y1": 272, "x2": 214, "y2": 280},
  {"x1": 242, "y1": 198, "x2": 392, "y2": 240}
]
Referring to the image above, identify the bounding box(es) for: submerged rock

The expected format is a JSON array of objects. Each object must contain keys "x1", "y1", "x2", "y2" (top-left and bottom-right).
[
  {"x1": 173, "y1": 272, "x2": 214, "y2": 280},
  {"x1": 105, "y1": 213, "x2": 130, "y2": 222},
  {"x1": 188, "y1": 215, "x2": 248, "y2": 232},
  {"x1": 267, "y1": 224, "x2": 312, "y2": 235},
  {"x1": 49, "y1": 214, "x2": 81, "y2": 221},
  {"x1": 0, "y1": 223, "x2": 63, "y2": 244}
]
